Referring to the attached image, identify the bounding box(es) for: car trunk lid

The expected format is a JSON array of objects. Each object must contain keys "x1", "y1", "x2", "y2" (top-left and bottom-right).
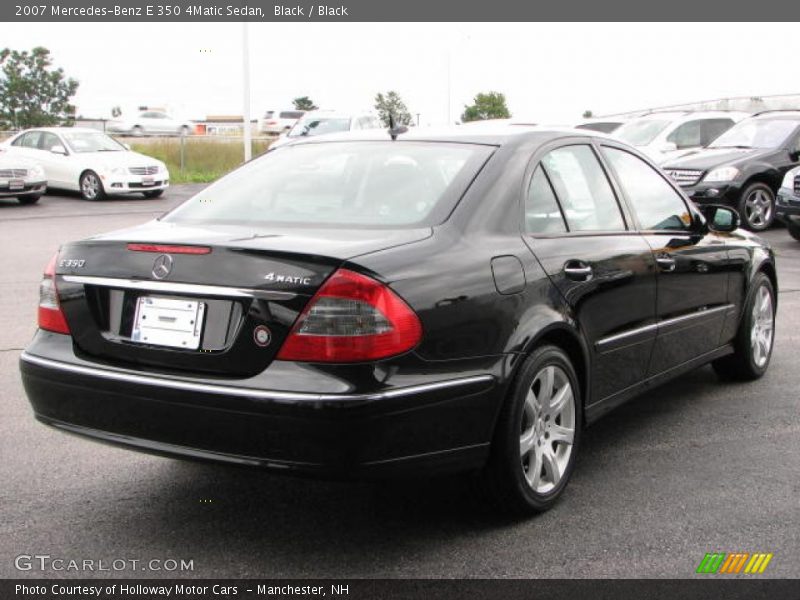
[{"x1": 55, "y1": 221, "x2": 431, "y2": 377}]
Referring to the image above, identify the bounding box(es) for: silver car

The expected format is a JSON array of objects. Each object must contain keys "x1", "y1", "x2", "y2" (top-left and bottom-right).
[{"x1": 107, "y1": 111, "x2": 193, "y2": 137}]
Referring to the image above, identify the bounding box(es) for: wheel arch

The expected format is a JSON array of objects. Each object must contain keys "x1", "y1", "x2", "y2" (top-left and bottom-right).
[
  {"x1": 519, "y1": 323, "x2": 591, "y2": 418},
  {"x1": 741, "y1": 169, "x2": 781, "y2": 194},
  {"x1": 78, "y1": 168, "x2": 98, "y2": 185},
  {"x1": 756, "y1": 259, "x2": 778, "y2": 308}
]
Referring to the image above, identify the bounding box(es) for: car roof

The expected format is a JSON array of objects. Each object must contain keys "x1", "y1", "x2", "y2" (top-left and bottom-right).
[
  {"x1": 625, "y1": 111, "x2": 749, "y2": 122},
  {"x1": 300, "y1": 110, "x2": 374, "y2": 119},
  {"x1": 273, "y1": 125, "x2": 613, "y2": 148},
  {"x1": 751, "y1": 110, "x2": 800, "y2": 120},
  {"x1": 19, "y1": 127, "x2": 102, "y2": 134}
]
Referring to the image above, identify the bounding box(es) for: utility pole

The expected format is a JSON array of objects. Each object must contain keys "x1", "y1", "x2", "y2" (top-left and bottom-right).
[{"x1": 242, "y1": 21, "x2": 252, "y2": 162}]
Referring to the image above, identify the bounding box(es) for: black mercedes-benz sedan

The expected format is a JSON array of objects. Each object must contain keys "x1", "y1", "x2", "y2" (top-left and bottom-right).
[{"x1": 20, "y1": 128, "x2": 778, "y2": 514}]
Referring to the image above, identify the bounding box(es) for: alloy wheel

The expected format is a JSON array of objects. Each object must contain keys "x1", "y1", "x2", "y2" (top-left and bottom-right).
[
  {"x1": 751, "y1": 285, "x2": 774, "y2": 368},
  {"x1": 519, "y1": 364, "x2": 575, "y2": 494},
  {"x1": 81, "y1": 173, "x2": 100, "y2": 200},
  {"x1": 744, "y1": 188, "x2": 773, "y2": 229}
]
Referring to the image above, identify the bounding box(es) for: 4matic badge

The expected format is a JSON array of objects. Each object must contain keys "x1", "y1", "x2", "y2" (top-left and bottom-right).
[{"x1": 264, "y1": 272, "x2": 312, "y2": 285}]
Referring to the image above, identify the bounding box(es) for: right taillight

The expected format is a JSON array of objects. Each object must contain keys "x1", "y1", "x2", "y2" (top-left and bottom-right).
[
  {"x1": 276, "y1": 268, "x2": 422, "y2": 363},
  {"x1": 38, "y1": 253, "x2": 70, "y2": 334}
]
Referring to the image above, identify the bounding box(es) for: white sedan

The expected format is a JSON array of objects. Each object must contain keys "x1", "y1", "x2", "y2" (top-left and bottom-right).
[
  {"x1": 1, "y1": 128, "x2": 169, "y2": 200},
  {"x1": 0, "y1": 153, "x2": 46, "y2": 204}
]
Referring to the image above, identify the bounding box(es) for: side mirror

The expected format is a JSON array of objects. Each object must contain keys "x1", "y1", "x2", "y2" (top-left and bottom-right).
[
  {"x1": 50, "y1": 145, "x2": 67, "y2": 155},
  {"x1": 702, "y1": 205, "x2": 740, "y2": 233},
  {"x1": 660, "y1": 142, "x2": 678, "y2": 153}
]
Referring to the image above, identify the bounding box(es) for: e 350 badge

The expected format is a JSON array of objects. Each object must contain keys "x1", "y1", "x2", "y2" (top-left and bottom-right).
[{"x1": 59, "y1": 259, "x2": 85, "y2": 268}]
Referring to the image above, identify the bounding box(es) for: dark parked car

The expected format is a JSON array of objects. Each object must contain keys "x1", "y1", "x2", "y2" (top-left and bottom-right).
[
  {"x1": 574, "y1": 119, "x2": 626, "y2": 134},
  {"x1": 20, "y1": 128, "x2": 777, "y2": 514},
  {"x1": 662, "y1": 111, "x2": 800, "y2": 231},
  {"x1": 776, "y1": 164, "x2": 800, "y2": 241}
]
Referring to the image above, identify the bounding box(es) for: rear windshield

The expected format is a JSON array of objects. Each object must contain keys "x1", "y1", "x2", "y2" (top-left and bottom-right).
[
  {"x1": 288, "y1": 117, "x2": 351, "y2": 138},
  {"x1": 615, "y1": 119, "x2": 671, "y2": 146},
  {"x1": 164, "y1": 141, "x2": 494, "y2": 228},
  {"x1": 708, "y1": 119, "x2": 800, "y2": 149},
  {"x1": 279, "y1": 111, "x2": 304, "y2": 119}
]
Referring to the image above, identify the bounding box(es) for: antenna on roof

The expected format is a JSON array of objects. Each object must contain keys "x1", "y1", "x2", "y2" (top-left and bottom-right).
[{"x1": 388, "y1": 113, "x2": 408, "y2": 141}]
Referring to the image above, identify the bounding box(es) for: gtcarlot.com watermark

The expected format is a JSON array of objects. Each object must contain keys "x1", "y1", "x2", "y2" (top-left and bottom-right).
[{"x1": 14, "y1": 554, "x2": 194, "y2": 573}]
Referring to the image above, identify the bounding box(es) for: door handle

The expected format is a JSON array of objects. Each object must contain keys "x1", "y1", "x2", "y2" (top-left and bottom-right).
[
  {"x1": 656, "y1": 255, "x2": 676, "y2": 272},
  {"x1": 563, "y1": 260, "x2": 593, "y2": 281}
]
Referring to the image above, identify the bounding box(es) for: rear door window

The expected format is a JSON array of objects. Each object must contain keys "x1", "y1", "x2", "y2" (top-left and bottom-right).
[
  {"x1": 540, "y1": 145, "x2": 626, "y2": 232},
  {"x1": 19, "y1": 131, "x2": 43, "y2": 149},
  {"x1": 525, "y1": 166, "x2": 567, "y2": 234},
  {"x1": 667, "y1": 120, "x2": 703, "y2": 149},
  {"x1": 700, "y1": 119, "x2": 735, "y2": 145}
]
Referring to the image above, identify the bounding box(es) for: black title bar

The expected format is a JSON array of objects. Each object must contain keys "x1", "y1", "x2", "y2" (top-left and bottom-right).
[
  {"x1": 4, "y1": 579, "x2": 800, "y2": 600},
  {"x1": 4, "y1": 0, "x2": 800, "y2": 21}
]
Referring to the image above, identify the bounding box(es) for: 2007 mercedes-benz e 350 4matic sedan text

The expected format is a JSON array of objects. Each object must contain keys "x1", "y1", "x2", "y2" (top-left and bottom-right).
[{"x1": 20, "y1": 128, "x2": 777, "y2": 514}]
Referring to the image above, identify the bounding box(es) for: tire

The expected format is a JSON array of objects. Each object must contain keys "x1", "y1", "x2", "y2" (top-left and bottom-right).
[
  {"x1": 132, "y1": 126, "x2": 144, "y2": 137},
  {"x1": 788, "y1": 222, "x2": 800, "y2": 242},
  {"x1": 738, "y1": 183, "x2": 775, "y2": 231},
  {"x1": 17, "y1": 195, "x2": 41, "y2": 205},
  {"x1": 712, "y1": 272, "x2": 775, "y2": 381},
  {"x1": 143, "y1": 189, "x2": 164, "y2": 199},
  {"x1": 80, "y1": 171, "x2": 106, "y2": 201},
  {"x1": 480, "y1": 345, "x2": 582, "y2": 515}
]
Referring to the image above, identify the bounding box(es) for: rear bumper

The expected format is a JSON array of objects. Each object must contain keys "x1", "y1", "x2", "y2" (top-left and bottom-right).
[{"x1": 19, "y1": 336, "x2": 500, "y2": 478}]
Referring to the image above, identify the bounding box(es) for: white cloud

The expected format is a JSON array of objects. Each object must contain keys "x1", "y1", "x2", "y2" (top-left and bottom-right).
[{"x1": 3, "y1": 22, "x2": 795, "y2": 125}]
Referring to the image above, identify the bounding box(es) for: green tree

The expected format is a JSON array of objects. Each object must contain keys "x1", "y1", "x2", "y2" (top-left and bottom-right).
[
  {"x1": 374, "y1": 90, "x2": 412, "y2": 127},
  {"x1": 583, "y1": 110, "x2": 593, "y2": 118},
  {"x1": 461, "y1": 91, "x2": 511, "y2": 123},
  {"x1": 0, "y1": 47, "x2": 78, "y2": 129},
  {"x1": 292, "y1": 96, "x2": 317, "y2": 111}
]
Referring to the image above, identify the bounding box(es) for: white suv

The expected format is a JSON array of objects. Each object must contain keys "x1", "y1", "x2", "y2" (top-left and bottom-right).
[
  {"x1": 613, "y1": 111, "x2": 749, "y2": 164},
  {"x1": 258, "y1": 110, "x2": 305, "y2": 135}
]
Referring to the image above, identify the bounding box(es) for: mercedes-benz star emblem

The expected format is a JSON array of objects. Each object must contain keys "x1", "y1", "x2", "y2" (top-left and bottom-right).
[{"x1": 151, "y1": 254, "x2": 173, "y2": 280}]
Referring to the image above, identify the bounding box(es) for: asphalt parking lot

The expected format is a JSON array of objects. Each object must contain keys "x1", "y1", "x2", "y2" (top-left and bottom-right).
[{"x1": 1, "y1": 186, "x2": 798, "y2": 579}]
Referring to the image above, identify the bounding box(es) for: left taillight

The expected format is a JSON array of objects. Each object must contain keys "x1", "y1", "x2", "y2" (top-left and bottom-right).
[
  {"x1": 38, "y1": 253, "x2": 70, "y2": 334},
  {"x1": 276, "y1": 268, "x2": 422, "y2": 363}
]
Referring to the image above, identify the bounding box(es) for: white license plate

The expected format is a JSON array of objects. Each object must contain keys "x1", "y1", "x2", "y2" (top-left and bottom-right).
[
  {"x1": 9, "y1": 179, "x2": 24, "y2": 190},
  {"x1": 131, "y1": 296, "x2": 205, "y2": 349},
  {"x1": 141, "y1": 177, "x2": 155, "y2": 186}
]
